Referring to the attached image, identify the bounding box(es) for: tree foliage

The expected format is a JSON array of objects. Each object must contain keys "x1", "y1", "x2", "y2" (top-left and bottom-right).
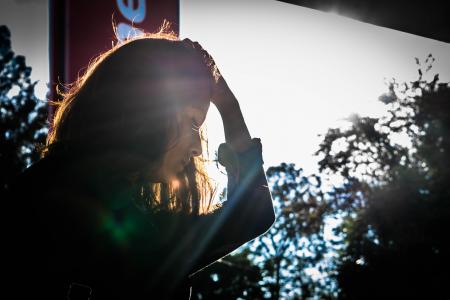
[
  {"x1": 247, "y1": 163, "x2": 336, "y2": 299},
  {"x1": 193, "y1": 163, "x2": 339, "y2": 300},
  {"x1": 315, "y1": 55, "x2": 450, "y2": 300},
  {"x1": 191, "y1": 248, "x2": 265, "y2": 299},
  {"x1": 0, "y1": 25, "x2": 47, "y2": 190}
]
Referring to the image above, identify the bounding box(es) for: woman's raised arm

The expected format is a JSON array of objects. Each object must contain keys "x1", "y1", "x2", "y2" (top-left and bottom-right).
[{"x1": 177, "y1": 41, "x2": 276, "y2": 275}]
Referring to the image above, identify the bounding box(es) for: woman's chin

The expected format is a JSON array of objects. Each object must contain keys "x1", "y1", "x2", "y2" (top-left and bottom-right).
[{"x1": 159, "y1": 165, "x2": 186, "y2": 183}]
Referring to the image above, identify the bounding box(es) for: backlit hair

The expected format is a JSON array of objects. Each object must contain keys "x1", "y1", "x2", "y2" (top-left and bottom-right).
[{"x1": 45, "y1": 22, "x2": 217, "y2": 215}]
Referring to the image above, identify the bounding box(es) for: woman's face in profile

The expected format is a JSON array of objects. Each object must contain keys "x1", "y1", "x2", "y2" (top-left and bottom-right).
[
  {"x1": 144, "y1": 48, "x2": 212, "y2": 183},
  {"x1": 154, "y1": 69, "x2": 211, "y2": 182},
  {"x1": 157, "y1": 103, "x2": 209, "y2": 182}
]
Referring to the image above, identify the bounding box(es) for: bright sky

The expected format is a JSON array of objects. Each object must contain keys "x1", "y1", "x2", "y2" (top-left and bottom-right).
[
  {"x1": 2, "y1": 0, "x2": 450, "y2": 185},
  {"x1": 180, "y1": 0, "x2": 450, "y2": 177}
]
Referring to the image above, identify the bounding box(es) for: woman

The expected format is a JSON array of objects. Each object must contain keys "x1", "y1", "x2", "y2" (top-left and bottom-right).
[{"x1": 4, "y1": 28, "x2": 275, "y2": 299}]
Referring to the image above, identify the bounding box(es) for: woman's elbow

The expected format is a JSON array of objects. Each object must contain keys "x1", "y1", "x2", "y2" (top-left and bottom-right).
[
  {"x1": 261, "y1": 206, "x2": 276, "y2": 233},
  {"x1": 249, "y1": 201, "x2": 276, "y2": 238},
  {"x1": 258, "y1": 188, "x2": 276, "y2": 232}
]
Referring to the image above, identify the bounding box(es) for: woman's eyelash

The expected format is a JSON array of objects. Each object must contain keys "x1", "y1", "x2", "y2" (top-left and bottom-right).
[{"x1": 192, "y1": 119, "x2": 201, "y2": 131}]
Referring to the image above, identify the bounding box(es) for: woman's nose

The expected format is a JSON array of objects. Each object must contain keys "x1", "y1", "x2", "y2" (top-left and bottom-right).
[{"x1": 191, "y1": 148, "x2": 201, "y2": 157}]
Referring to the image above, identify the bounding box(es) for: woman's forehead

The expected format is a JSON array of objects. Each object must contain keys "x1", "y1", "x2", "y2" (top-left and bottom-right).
[{"x1": 164, "y1": 76, "x2": 211, "y2": 104}]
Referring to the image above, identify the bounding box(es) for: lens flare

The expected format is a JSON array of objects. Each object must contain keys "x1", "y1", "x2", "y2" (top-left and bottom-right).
[{"x1": 172, "y1": 179, "x2": 180, "y2": 189}]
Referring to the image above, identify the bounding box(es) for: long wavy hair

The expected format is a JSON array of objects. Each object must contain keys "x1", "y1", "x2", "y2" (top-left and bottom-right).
[{"x1": 45, "y1": 25, "x2": 216, "y2": 215}]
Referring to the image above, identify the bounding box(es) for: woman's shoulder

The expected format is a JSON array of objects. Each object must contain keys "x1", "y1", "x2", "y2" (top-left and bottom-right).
[{"x1": 7, "y1": 155, "x2": 62, "y2": 191}]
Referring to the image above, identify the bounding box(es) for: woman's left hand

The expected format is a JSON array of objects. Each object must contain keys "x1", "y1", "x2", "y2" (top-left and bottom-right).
[
  {"x1": 182, "y1": 38, "x2": 252, "y2": 152},
  {"x1": 182, "y1": 38, "x2": 237, "y2": 111}
]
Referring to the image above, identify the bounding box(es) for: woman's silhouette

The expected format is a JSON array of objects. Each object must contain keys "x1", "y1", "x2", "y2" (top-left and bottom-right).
[{"x1": 4, "y1": 28, "x2": 275, "y2": 299}]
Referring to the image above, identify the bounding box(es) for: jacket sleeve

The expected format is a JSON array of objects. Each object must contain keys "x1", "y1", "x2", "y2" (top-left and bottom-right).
[{"x1": 167, "y1": 138, "x2": 276, "y2": 276}]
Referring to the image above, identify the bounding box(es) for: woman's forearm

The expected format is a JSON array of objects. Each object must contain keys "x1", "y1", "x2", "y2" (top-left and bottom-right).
[
  {"x1": 214, "y1": 87, "x2": 275, "y2": 235},
  {"x1": 214, "y1": 88, "x2": 252, "y2": 152}
]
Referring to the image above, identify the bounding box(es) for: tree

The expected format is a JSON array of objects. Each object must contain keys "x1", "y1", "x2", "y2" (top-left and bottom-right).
[
  {"x1": 191, "y1": 248, "x2": 265, "y2": 299},
  {"x1": 247, "y1": 163, "x2": 337, "y2": 300},
  {"x1": 0, "y1": 25, "x2": 48, "y2": 190},
  {"x1": 315, "y1": 55, "x2": 450, "y2": 300},
  {"x1": 191, "y1": 162, "x2": 340, "y2": 300}
]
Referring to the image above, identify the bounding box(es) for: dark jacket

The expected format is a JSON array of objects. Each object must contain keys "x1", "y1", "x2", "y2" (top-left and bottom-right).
[{"x1": 3, "y1": 140, "x2": 275, "y2": 299}]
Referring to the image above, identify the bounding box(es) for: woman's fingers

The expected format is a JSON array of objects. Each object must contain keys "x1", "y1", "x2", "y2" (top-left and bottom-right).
[
  {"x1": 182, "y1": 39, "x2": 205, "y2": 54},
  {"x1": 181, "y1": 39, "x2": 235, "y2": 107},
  {"x1": 181, "y1": 38, "x2": 194, "y2": 46}
]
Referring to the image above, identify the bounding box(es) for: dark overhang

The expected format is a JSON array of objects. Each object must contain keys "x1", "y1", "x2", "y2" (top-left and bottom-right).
[{"x1": 277, "y1": 0, "x2": 450, "y2": 43}]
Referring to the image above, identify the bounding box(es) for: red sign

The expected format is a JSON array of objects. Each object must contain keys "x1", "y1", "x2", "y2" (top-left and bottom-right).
[{"x1": 49, "y1": 0, "x2": 179, "y2": 120}]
